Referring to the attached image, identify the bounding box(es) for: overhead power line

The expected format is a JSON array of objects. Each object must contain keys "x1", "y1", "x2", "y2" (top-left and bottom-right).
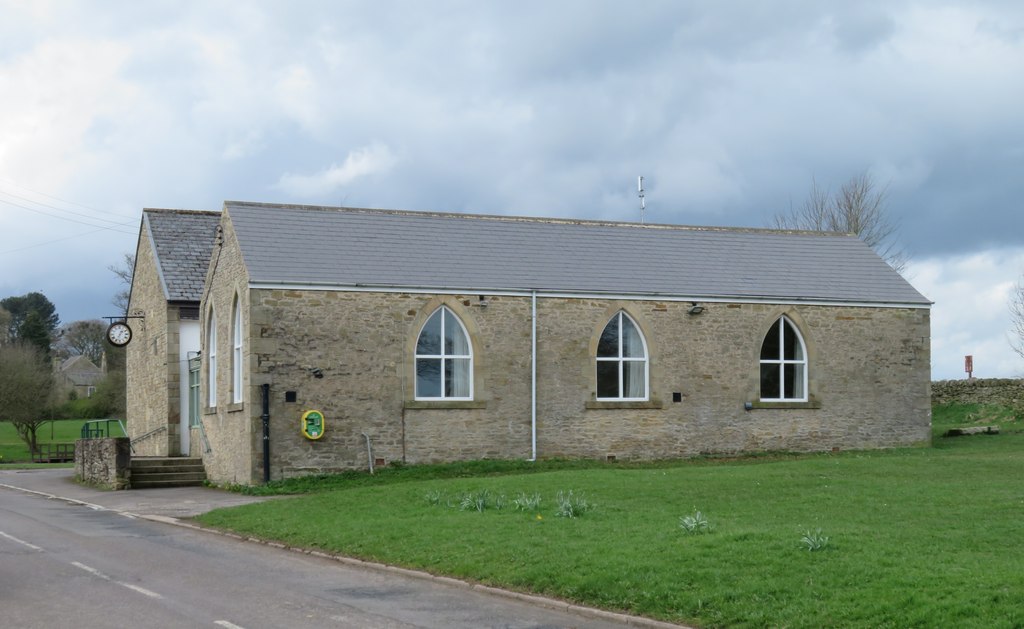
[
  {"x1": 0, "y1": 196, "x2": 137, "y2": 234},
  {"x1": 0, "y1": 190, "x2": 136, "y2": 229},
  {"x1": 0, "y1": 177, "x2": 136, "y2": 220}
]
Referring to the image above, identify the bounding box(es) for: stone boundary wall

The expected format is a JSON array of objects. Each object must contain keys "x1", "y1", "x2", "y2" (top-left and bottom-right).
[
  {"x1": 75, "y1": 437, "x2": 131, "y2": 490},
  {"x1": 931, "y1": 378, "x2": 1024, "y2": 407}
]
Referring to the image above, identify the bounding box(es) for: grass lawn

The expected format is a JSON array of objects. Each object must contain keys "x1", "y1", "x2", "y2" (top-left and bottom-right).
[
  {"x1": 0, "y1": 419, "x2": 126, "y2": 463},
  {"x1": 196, "y1": 405, "x2": 1024, "y2": 628}
]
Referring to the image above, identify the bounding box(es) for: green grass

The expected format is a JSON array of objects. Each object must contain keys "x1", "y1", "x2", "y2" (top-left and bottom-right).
[
  {"x1": 0, "y1": 419, "x2": 126, "y2": 463},
  {"x1": 191, "y1": 405, "x2": 1022, "y2": 627},
  {"x1": 932, "y1": 402, "x2": 1019, "y2": 435}
]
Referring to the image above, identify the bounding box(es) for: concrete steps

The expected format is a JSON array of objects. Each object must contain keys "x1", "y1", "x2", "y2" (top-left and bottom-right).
[{"x1": 130, "y1": 457, "x2": 207, "y2": 489}]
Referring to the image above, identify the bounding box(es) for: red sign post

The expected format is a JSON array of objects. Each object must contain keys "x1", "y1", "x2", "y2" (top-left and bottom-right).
[{"x1": 965, "y1": 355, "x2": 973, "y2": 379}]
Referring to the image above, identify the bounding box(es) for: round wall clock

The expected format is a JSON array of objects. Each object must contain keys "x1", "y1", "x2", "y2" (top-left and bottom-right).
[{"x1": 106, "y1": 321, "x2": 133, "y2": 347}]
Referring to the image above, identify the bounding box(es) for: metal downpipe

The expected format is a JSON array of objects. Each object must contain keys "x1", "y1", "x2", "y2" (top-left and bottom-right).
[
  {"x1": 261, "y1": 383, "x2": 270, "y2": 484},
  {"x1": 530, "y1": 290, "x2": 537, "y2": 461}
]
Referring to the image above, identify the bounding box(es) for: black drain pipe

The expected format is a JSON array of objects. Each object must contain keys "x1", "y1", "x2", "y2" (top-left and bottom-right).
[{"x1": 261, "y1": 383, "x2": 271, "y2": 484}]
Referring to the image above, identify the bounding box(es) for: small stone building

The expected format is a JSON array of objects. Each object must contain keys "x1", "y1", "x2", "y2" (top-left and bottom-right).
[
  {"x1": 56, "y1": 354, "x2": 104, "y2": 399},
  {"x1": 195, "y1": 201, "x2": 932, "y2": 485},
  {"x1": 125, "y1": 208, "x2": 220, "y2": 456}
]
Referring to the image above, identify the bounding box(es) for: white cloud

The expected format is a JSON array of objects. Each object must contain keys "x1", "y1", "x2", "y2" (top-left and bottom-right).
[
  {"x1": 908, "y1": 248, "x2": 1024, "y2": 380},
  {"x1": 273, "y1": 143, "x2": 399, "y2": 198},
  {"x1": 0, "y1": 37, "x2": 137, "y2": 190}
]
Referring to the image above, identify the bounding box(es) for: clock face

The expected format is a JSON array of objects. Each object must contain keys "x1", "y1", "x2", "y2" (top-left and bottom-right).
[{"x1": 107, "y1": 322, "x2": 132, "y2": 347}]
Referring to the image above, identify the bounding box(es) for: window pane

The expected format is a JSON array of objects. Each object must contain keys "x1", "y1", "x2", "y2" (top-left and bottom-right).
[
  {"x1": 596, "y1": 361, "x2": 619, "y2": 398},
  {"x1": 446, "y1": 358, "x2": 471, "y2": 397},
  {"x1": 784, "y1": 364, "x2": 805, "y2": 399},
  {"x1": 416, "y1": 358, "x2": 441, "y2": 397},
  {"x1": 444, "y1": 309, "x2": 470, "y2": 356},
  {"x1": 597, "y1": 315, "x2": 619, "y2": 357},
  {"x1": 783, "y1": 319, "x2": 803, "y2": 360},
  {"x1": 621, "y1": 316, "x2": 645, "y2": 358},
  {"x1": 760, "y1": 364, "x2": 780, "y2": 399},
  {"x1": 760, "y1": 320, "x2": 780, "y2": 360},
  {"x1": 417, "y1": 310, "x2": 442, "y2": 355},
  {"x1": 623, "y1": 360, "x2": 646, "y2": 398}
]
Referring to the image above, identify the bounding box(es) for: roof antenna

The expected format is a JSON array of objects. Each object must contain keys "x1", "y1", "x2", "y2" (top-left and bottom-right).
[{"x1": 637, "y1": 175, "x2": 646, "y2": 224}]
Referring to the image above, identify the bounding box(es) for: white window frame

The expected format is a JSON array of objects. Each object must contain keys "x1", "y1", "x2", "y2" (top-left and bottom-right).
[
  {"x1": 595, "y1": 311, "x2": 649, "y2": 401},
  {"x1": 414, "y1": 306, "x2": 473, "y2": 401},
  {"x1": 231, "y1": 295, "x2": 243, "y2": 404},
  {"x1": 759, "y1": 315, "x2": 809, "y2": 402},
  {"x1": 207, "y1": 306, "x2": 217, "y2": 408}
]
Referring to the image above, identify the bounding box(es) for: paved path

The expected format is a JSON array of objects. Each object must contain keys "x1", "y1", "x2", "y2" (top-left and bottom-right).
[
  {"x1": 0, "y1": 467, "x2": 272, "y2": 518},
  {"x1": 0, "y1": 469, "x2": 684, "y2": 629}
]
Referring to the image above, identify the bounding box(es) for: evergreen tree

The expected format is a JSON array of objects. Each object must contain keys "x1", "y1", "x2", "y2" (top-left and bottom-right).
[
  {"x1": 18, "y1": 311, "x2": 52, "y2": 360},
  {"x1": 1, "y1": 292, "x2": 59, "y2": 361}
]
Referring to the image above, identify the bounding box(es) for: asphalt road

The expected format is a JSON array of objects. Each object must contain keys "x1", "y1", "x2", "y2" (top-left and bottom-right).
[{"x1": 0, "y1": 487, "x2": 648, "y2": 629}]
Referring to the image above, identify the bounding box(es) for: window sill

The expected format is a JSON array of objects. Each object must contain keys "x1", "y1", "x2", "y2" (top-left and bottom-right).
[
  {"x1": 586, "y1": 399, "x2": 664, "y2": 410},
  {"x1": 203, "y1": 406, "x2": 217, "y2": 416},
  {"x1": 405, "y1": 400, "x2": 487, "y2": 410},
  {"x1": 226, "y1": 402, "x2": 244, "y2": 413},
  {"x1": 748, "y1": 399, "x2": 821, "y2": 410}
]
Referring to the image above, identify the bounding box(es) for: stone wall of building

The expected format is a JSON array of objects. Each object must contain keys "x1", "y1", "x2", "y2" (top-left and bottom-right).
[
  {"x1": 205, "y1": 285, "x2": 931, "y2": 481},
  {"x1": 198, "y1": 211, "x2": 256, "y2": 484},
  {"x1": 932, "y1": 378, "x2": 1024, "y2": 407},
  {"x1": 74, "y1": 437, "x2": 131, "y2": 490},
  {"x1": 125, "y1": 227, "x2": 174, "y2": 456}
]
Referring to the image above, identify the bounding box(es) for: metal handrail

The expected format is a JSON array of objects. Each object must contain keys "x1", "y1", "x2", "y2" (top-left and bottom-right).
[
  {"x1": 80, "y1": 419, "x2": 126, "y2": 440},
  {"x1": 127, "y1": 424, "x2": 167, "y2": 454},
  {"x1": 196, "y1": 417, "x2": 212, "y2": 454},
  {"x1": 81, "y1": 419, "x2": 135, "y2": 454}
]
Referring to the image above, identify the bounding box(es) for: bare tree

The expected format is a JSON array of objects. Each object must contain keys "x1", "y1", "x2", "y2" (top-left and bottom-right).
[
  {"x1": 773, "y1": 172, "x2": 908, "y2": 274},
  {"x1": 54, "y1": 319, "x2": 107, "y2": 365},
  {"x1": 109, "y1": 252, "x2": 135, "y2": 314},
  {"x1": 0, "y1": 342, "x2": 55, "y2": 455},
  {"x1": 1011, "y1": 277, "x2": 1024, "y2": 362}
]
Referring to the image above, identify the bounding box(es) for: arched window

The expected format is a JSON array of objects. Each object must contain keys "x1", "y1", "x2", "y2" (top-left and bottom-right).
[
  {"x1": 415, "y1": 306, "x2": 473, "y2": 400},
  {"x1": 206, "y1": 306, "x2": 217, "y2": 408},
  {"x1": 759, "y1": 315, "x2": 808, "y2": 401},
  {"x1": 231, "y1": 295, "x2": 243, "y2": 404},
  {"x1": 596, "y1": 311, "x2": 648, "y2": 400}
]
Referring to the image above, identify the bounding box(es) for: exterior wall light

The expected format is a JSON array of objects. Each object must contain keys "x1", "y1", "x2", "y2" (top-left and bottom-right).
[{"x1": 688, "y1": 302, "x2": 704, "y2": 315}]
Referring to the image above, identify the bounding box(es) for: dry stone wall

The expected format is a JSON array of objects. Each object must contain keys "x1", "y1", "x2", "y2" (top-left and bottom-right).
[
  {"x1": 932, "y1": 378, "x2": 1024, "y2": 407},
  {"x1": 74, "y1": 437, "x2": 131, "y2": 490}
]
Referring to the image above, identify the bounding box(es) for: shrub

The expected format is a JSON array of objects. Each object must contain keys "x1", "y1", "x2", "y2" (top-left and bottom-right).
[
  {"x1": 456, "y1": 489, "x2": 508, "y2": 512},
  {"x1": 424, "y1": 489, "x2": 448, "y2": 506},
  {"x1": 555, "y1": 490, "x2": 593, "y2": 518},
  {"x1": 679, "y1": 510, "x2": 711, "y2": 534},
  {"x1": 512, "y1": 491, "x2": 543, "y2": 511},
  {"x1": 800, "y1": 528, "x2": 831, "y2": 552}
]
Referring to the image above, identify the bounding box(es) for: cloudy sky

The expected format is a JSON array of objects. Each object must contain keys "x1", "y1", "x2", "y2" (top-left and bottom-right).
[{"x1": 1, "y1": 1, "x2": 1022, "y2": 380}]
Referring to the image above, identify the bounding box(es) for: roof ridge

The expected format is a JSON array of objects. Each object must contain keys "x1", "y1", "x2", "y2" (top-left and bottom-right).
[
  {"x1": 223, "y1": 200, "x2": 854, "y2": 238},
  {"x1": 143, "y1": 208, "x2": 220, "y2": 216}
]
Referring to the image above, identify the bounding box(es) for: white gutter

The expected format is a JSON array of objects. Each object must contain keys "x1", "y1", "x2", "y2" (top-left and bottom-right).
[{"x1": 530, "y1": 290, "x2": 537, "y2": 462}]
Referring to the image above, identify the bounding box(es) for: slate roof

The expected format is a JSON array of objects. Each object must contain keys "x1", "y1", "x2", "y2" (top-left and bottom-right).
[
  {"x1": 144, "y1": 209, "x2": 221, "y2": 302},
  {"x1": 58, "y1": 355, "x2": 104, "y2": 386},
  {"x1": 224, "y1": 201, "x2": 930, "y2": 306}
]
